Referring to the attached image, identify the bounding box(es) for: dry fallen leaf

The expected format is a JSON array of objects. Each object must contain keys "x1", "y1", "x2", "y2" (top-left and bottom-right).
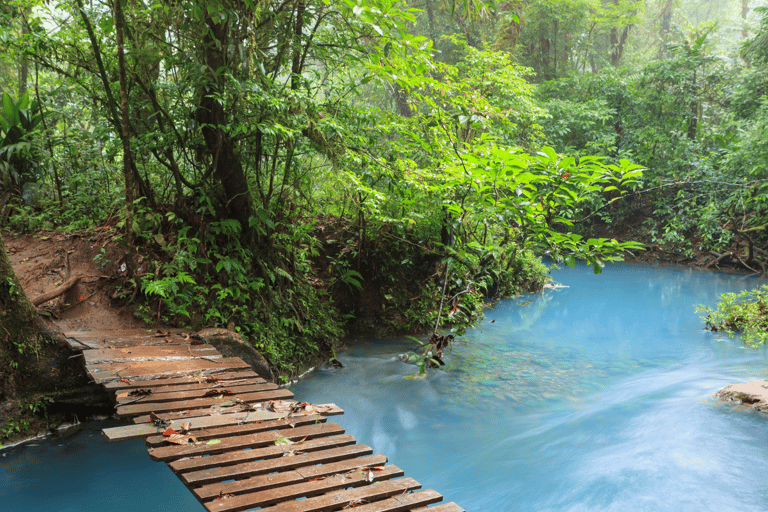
[
  {"x1": 269, "y1": 400, "x2": 294, "y2": 413},
  {"x1": 166, "y1": 433, "x2": 198, "y2": 445}
]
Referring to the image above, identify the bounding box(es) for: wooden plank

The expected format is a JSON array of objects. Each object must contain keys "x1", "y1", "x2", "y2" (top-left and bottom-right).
[
  {"x1": 183, "y1": 443, "x2": 374, "y2": 487},
  {"x1": 87, "y1": 357, "x2": 251, "y2": 384},
  {"x1": 83, "y1": 345, "x2": 219, "y2": 365},
  {"x1": 117, "y1": 388, "x2": 294, "y2": 418},
  {"x1": 66, "y1": 330, "x2": 193, "y2": 349},
  {"x1": 104, "y1": 404, "x2": 343, "y2": 442},
  {"x1": 193, "y1": 453, "x2": 387, "y2": 500},
  {"x1": 168, "y1": 434, "x2": 356, "y2": 473},
  {"x1": 254, "y1": 477, "x2": 422, "y2": 512},
  {"x1": 103, "y1": 371, "x2": 260, "y2": 391},
  {"x1": 203, "y1": 465, "x2": 404, "y2": 512},
  {"x1": 145, "y1": 413, "x2": 327, "y2": 447},
  {"x1": 411, "y1": 503, "x2": 465, "y2": 512},
  {"x1": 332, "y1": 490, "x2": 444, "y2": 512},
  {"x1": 117, "y1": 377, "x2": 266, "y2": 397},
  {"x1": 117, "y1": 382, "x2": 277, "y2": 405},
  {"x1": 63, "y1": 336, "x2": 91, "y2": 350},
  {"x1": 148, "y1": 422, "x2": 344, "y2": 462}
]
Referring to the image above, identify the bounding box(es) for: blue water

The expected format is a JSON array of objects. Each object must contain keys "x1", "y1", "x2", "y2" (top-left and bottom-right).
[
  {"x1": 2, "y1": 263, "x2": 768, "y2": 511},
  {"x1": 290, "y1": 263, "x2": 768, "y2": 512},
  {"x1": 0, "y1": 420, "x2": 205, "y2": 511}
]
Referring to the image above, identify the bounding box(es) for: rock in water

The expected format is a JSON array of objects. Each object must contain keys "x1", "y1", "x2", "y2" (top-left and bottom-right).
[{"x1": 196, "y1": 328, "x2": 273, "y2": 381}]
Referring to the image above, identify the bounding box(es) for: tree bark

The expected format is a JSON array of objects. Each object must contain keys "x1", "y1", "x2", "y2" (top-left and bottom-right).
[
  {"x1": 113, "y1": 0, "x2": 135, "y2": 245},
  {"x1": 0, "y1": 234, "x2": 61, "y2": 401},
  {"x1": 196, "y1": 13, "x2": 255, "y2": 234}
]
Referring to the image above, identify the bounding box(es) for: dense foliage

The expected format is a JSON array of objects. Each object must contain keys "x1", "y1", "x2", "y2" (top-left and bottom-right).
[{"x1": 2, "y1": 0, "x2": 768, "y2": 376}]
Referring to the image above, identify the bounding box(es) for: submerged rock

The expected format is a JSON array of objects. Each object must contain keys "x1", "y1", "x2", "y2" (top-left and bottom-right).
[
  {"x1": 196, "y1": 328, "x2": 273, "y2": 381},
  {"x1": 716, "y1": 380, "x2": 768, "y2": 412}
]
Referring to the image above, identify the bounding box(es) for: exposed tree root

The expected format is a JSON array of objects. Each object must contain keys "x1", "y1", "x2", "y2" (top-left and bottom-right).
[{"x1": 31, "y1": 276, "x2": 82, "y2": 306}]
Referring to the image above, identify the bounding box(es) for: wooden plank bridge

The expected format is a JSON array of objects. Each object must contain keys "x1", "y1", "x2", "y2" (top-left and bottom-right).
[{"x1": 64, "y1": 330, "x2": 464, "y2": 512}]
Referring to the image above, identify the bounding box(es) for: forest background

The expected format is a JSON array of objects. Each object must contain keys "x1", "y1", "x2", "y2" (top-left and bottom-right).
[{"x1": 0, "y1": 0, "x2": 767, "y2": 418}]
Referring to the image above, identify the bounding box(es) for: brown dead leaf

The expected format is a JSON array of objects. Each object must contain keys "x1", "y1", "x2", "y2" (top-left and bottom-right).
[
  {"x1": 269, "y1": 400, "x2": 294, "y2": 413},
  {"x1": 203, "y1": 389, "x2": 235, "y2": 397},
  {"x1": 166, "y1": 433, "x2": 198, "y2": 445},
  {"x1": 128, "y1": 388, "x2": 152, "y2": 396},
  {"x1": 162, "y1": 427, "x2": 178, "y2": 436},
  {"x1": 216, "y1": 492, "x2": 234, "y2": 500}
]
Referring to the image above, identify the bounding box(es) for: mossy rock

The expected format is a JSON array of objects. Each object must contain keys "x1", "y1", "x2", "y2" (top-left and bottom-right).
[{"x1": 197, "y1": 328, "x2": 273, "y2": 381}]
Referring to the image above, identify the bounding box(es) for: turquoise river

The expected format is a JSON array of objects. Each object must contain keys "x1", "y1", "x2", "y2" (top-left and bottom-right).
[{"x1": 2, "y1": 263, "x2": 768, "y2": 511}]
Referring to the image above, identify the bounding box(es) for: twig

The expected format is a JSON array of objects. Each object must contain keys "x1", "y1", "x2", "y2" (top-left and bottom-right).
[
  {"x1": 433, "y1": 260, "x2": 452, "y2": 333},
  {"x1": 119, "y1": 395, "x2": 146, "y2": 406}
]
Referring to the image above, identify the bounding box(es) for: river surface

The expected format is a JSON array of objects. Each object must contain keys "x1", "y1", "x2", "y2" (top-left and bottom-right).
[{"x1": 2, "y1": 263, "x2": 768, "y2": 511}]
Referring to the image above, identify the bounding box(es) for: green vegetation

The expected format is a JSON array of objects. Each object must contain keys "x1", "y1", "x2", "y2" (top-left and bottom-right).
[
  {"x1": 697, "y1": 286, "x2": 768, "y2": 346},
  {"x1": 1, "y1": 0, "x2": 767, "y2": 379}
]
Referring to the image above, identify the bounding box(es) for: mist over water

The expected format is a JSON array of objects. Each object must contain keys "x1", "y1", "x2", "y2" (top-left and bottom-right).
[{"x1": 2, "y1": 263, "x2": 768, "y2": 512}]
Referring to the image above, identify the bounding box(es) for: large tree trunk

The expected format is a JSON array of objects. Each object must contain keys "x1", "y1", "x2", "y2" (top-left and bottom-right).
[
  {"x1": 196, "y1": 15, "x2": 254, "y2": 234},
  {"x1": 0, "y1": 234, "x2": 61, "y2": 401},
  {"x1": 113, "y1": 0, "x2": 135, "y2": 249}
]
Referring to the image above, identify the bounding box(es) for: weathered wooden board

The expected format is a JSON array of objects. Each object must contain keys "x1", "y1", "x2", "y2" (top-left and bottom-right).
[
  {"x1": 117, "y1": 388, "x2": 294, "y2": 417},
  {"x1": 411, "y1": 503, "x2": 465, "y2": 512},
  {"x1": 87, "y1": 357, "x2": 251, "y2": 384},
  {"x1": 148, "y1": 422, "x2": 344, "y2": 462},
  {"x1": 203, "y1": 465, "x2": 404, "y2": 512},
  {"x1": 66, "y1": 330, "x2": 192, "y2": 349},
  {"x1": 116, "y1": 382, "x2": 277, "y2": 405},
  {"x1": 252, "y1": 477, "x2": 422, "y2": 512},
  {"x1": 193, "y1": 453, "x2": 387, "y2": 500},
  {"x1": 84, "y1": 345, "x2": 219, "y2": 365},
  {"x1": 62, "y1": 336, "x2": 91, "y2": 351},
  {"x1": 183, "y1": 443, "x2": 374, "y2": 487},
  {"x1": 103, "y1": 371, "x2": 260, "y2": 391},
  {"x1": 102, "y1": 404, "x2": 343, "y2": 442},
  {"x1": 145, "y1": 413, "x2": 326, "y2": 447},
  {"x1": 334, "y1": 490, "x2": 445, "y2": 512},
  {"x1": 120, "y1": 377, "x2": 266, "y2": 397},
  {"x1": 168, "y1": 434, "x2": 356, "y2": 473}
]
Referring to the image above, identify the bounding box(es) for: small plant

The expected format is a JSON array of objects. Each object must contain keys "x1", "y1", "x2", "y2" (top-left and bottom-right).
[
  {"x1": 93, "y1": 248, "x2": 111, "y2": 270},
  {"x1": 697, "y1": 286, "x2": 768, "y2": 346}
]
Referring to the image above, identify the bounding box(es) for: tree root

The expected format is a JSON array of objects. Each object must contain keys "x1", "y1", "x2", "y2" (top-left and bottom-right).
[{"x1": 32, "y1": 276, "x2": 82, "y2": 306}]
